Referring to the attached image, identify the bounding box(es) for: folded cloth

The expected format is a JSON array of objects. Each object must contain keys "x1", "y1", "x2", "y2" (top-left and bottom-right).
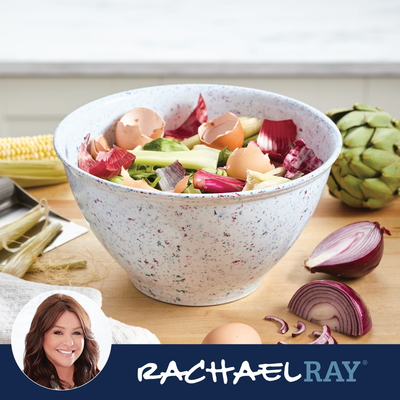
[{"x1": 0, "y1": 273, "x2": 160, "y2": 344}]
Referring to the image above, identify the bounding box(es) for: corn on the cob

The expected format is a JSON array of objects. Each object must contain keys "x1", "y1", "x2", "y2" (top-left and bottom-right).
[
  {"x1": 0, "y1": 135, "x2": 68, "y2": 187},
  {"x1": 0, "y1": 134, "x2": 57, "y2": 161},
  {"x1": 2, "y1": 221, "x2": 62, "y2": 278}
]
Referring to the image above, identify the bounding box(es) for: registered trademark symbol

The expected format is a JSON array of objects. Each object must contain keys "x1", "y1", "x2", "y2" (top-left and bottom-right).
[{"x1": 362, "y1": 360, "x2": 368, "y2": 365}]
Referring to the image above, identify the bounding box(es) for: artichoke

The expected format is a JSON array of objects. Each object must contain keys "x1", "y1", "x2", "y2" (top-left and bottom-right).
[{"x1": 327, "y1": 103, "x2": 400, "y2": 209}]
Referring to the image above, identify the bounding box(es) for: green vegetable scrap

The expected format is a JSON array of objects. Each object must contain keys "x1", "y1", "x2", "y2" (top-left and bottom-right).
[
  {"x1": 143, "y1": 138, "x2": 190, "y2": 152},
  {"x1": 327, "y1": 103, "x2": 400, "y2": 209}
]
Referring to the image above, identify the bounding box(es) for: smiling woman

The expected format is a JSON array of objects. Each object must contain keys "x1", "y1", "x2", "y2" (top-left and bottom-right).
[{"x1": 23, "y1": 293, "x2": 101, "y2": 390}]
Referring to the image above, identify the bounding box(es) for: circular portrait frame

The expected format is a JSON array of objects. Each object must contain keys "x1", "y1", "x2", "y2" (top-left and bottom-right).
[{"x1": 11, "y1": 289, "x2": 112, "y2": 389}]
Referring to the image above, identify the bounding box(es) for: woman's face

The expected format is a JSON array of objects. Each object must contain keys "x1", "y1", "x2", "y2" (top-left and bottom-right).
[{"x1": 43, "y1": 311, "x2": 84, "y2": 371}]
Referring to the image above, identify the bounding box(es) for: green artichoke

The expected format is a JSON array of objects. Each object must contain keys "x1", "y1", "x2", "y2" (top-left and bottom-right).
[{"x1": 326, "y1": 103, "x2": 400, "y2": 209}]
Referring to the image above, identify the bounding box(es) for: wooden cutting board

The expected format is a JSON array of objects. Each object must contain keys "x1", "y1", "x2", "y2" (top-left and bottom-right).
[{"x1": 24, "y1": 183, "x2": 400, "y2": 344}]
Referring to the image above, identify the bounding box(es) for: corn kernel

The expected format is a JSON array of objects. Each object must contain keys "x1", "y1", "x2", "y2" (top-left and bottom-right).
[{"x1": 0, "y1": 135, "x2": 56, "y2": 161}]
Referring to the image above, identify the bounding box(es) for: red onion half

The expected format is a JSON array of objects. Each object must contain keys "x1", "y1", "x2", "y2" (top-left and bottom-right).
[
  {"x1": 288, "y1": 280, "x2": 372, "y2": 336},
  {"x1": 305, "y1": 221, "x2": 391, "y2": 278}
]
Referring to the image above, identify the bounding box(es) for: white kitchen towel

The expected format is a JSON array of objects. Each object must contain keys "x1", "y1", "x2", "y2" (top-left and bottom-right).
[{"x1": 0, "y1": 273, "x2": 160, "y2": 344}]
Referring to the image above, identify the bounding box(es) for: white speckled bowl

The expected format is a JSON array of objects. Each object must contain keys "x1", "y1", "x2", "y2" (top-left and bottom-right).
[{"x1": 54, "y1": 84, "x2": 341, "y2": 306}]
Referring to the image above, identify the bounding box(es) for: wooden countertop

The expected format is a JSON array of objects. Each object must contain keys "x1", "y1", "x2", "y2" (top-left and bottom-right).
[{"x1": 24, "y1": 183, "x2": 400, "y2": 345}]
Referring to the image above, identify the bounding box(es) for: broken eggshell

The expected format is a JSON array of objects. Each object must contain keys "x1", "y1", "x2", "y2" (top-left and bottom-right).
[
  {"x1": 198, "y1": 112, "x2": 244, "y2": 151},
  {"x1": 226, "y1": 142, "x2": 275, "y2": 180},
  {"x1": 115, "y1": 107, "x2": 165, "y2": 150},
  {"x1": 89, "y1": 135, "x2": 111, "y2": 159}
]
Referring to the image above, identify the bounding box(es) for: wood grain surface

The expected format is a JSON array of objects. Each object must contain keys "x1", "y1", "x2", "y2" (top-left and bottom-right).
[{"x1": 24, "y1": 183, "x2": 400, "y2": 345}]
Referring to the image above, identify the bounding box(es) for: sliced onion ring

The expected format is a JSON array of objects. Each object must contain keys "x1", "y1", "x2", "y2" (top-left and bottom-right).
[
  {"x1": 288, "y1": 280, "x2": 372, "y2": 336},
  {"x1": 278, "y1": 325, "x2": 334, "y2": 344},
  {"x1": 265, "y1": 315, "x2": 289, "y2": 334},
  {"x1": 313, "y1": 330, "x2": 338, "y2": 344},
  {"x1": 292, "y1": 321, "x2": 306, "y2": 337},
  {"x1": 305, "y1": 221, "x2": 391, "y2": 278}
]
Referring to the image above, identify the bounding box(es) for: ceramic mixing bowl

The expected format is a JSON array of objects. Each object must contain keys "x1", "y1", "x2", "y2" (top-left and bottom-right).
[{"x1": 54, "y1": 84, "x2": 341, "y2": 306}]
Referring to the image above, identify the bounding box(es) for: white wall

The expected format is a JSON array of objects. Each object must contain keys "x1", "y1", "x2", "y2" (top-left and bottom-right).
[{"x1": 1, "y1": 76, "x2": 399, "y2": 138}]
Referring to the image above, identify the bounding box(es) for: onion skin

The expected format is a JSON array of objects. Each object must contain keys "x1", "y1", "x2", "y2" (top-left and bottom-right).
[
  {"x1": 305, "y1": 221, "x2": 391, "y2": 279},
  {"x1": 288, "y1": 280, "x2": 372, "y2": 336}
]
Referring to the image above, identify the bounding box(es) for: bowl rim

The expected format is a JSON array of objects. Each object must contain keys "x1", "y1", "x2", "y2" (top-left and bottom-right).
[{"x1": 54, "y1": 83, "x2": 342, "y2": 199}]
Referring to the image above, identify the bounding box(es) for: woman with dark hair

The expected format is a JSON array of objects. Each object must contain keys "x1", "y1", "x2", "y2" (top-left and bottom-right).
[{"x1": 23, "y1": 293, "x2": 100, "y2": 390}]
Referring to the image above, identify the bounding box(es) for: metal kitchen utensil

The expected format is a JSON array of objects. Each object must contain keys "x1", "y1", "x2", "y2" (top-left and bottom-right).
[{"x1": 0, "y1": 177, "x2": 88, "y2": 259}]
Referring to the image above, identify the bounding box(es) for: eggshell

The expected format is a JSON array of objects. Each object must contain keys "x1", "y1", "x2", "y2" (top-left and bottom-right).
[
  {"x1": 202, "y1": 323, "x2": 262, "y2": 344},
  {"x1": 198, "y1": 112, "x2": 244, "y2": 151},
  {"x1": 115, "y1": 107, "x2": 165, "y2": 150},
  {"x1": 89, "y1": 135, "x2": 111, "y2": 159},
  {"x1": 226, "y1": 142, "x2": 274, "y2": 180}
]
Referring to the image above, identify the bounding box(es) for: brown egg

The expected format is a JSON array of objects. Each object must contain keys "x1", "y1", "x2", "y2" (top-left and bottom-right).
[
  {"x1": 115, "y1": 107, "x2": 165, "y2": 150},
  {"x1": 89, "y1": 135, "x2": 111, "y2": 159},
  {"x1": 202, "y1": 323, "x2": 262, "y2": 344},
  {"x1": 198, "y1": 112, "x2": 244, "y2": 151},
  {"x1": 226, "y1": 142, "x2": 274, "y2": 180}
]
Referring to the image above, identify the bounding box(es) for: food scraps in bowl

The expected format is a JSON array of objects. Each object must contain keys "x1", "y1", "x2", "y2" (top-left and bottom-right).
[{"x1": 77, "y1": 94, "x2": 323, "y2": 194}]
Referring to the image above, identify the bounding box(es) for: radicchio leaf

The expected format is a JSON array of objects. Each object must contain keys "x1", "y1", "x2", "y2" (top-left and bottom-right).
[
  {"x1": 256, "y1": 119, "x2": 298, "y2": 163},
  {"x1": 283, "y1": 139, "x2": 323, "y2": 178},
  {"x1": 193, "y1": 169, "x2": 246, "y2": 193},
  {"x1": 164, "y1": 94, "x2": 208, "y2": 139}
]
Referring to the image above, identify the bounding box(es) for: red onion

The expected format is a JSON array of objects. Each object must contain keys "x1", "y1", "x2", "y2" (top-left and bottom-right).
[
  {"x1": 288, "y1": 280, "x2": 372, "y2": 336},
  {"x1": 292, "y1": 321, "x2": 306, "y2": 337},
  {"x1": 305, "y1": 221, "x2": 391, "y2": 278},
  {"x1": 192, "y1": 169, "x2": 246, "y2": 193},
  {"x1": 313, "y1": 330, "x2": 338, "y2": 344},
  {"x1": 264, "y1": 316, "x2": 289, "y2": 334},
  {"x1": 278, "y1": 325, "x2": 334, "y2": 344}
]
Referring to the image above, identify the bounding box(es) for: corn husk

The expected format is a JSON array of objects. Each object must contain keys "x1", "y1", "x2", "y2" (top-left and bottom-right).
[
  {"x1": 0, "y1": 260, "x2": 87, "y2": 273},
  {"x1": 0, "y1": 199, "x2": 50, "y2": 252},
  {"x1": 0, "y1": 159, "x2": 68, "y2": 188},
  {"x1": 2, "y1": 222, "x2": 62, "y2": 278}
]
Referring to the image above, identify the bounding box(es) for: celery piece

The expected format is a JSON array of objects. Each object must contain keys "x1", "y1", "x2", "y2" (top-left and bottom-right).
[
  {"x1": 129, "y1": 149, "x2": 218, "y2": 171},
  {"x1": 181, "y1": 134, "x2": 201, "y2": 150}
]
